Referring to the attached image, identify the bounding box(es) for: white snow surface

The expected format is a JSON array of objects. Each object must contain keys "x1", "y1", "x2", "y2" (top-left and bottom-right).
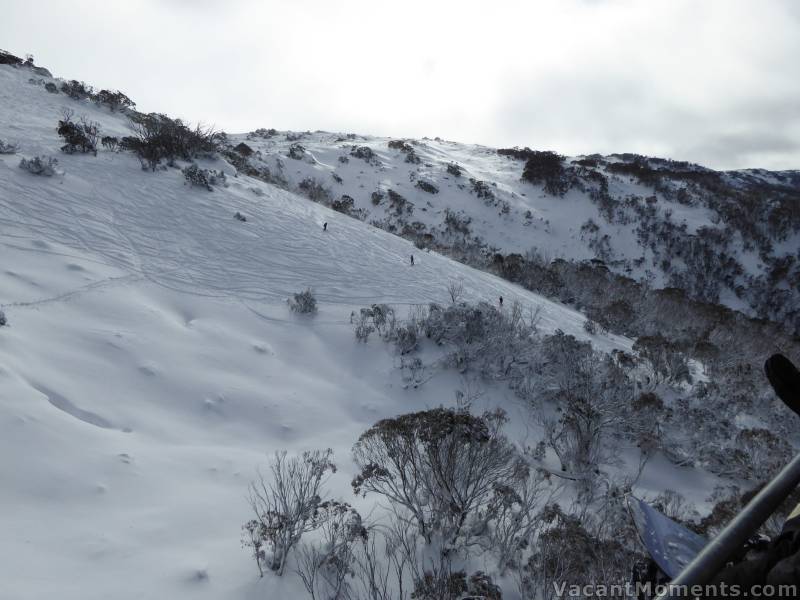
[{"x1": 0, "y1": 65, "x2": 653, "y2": 598}]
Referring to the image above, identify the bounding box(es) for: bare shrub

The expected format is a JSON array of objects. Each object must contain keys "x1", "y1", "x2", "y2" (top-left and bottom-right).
[
  {"x1": 446, "y1": 279, "x2": 464, "y2": 304},
  {"x1": 243, "y1": 449, "x2": 336, "y2": 576}
]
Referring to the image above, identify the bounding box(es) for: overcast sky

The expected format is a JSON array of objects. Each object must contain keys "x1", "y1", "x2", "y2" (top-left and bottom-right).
[{"x1": 2, "y1": 0, "x2": 798, "y2": 170}]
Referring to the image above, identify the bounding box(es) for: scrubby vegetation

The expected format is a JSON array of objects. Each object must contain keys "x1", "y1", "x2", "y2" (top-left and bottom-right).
[
  {"x1": 288, "y1": 288, "x2": 318, "y2": 314},
  {"x1": 182, "y1": 163, "x2": 226, "y2": 191},
  {"x1": 57, "y1": 109, "x2": 99, "y2": 155},
  {"x1": 350, "y1": 145, "x2": 380, "y2": 165},
  {"x1": 19, "y1": 155, "x2": 58, "y2": 176},
  {"x1": 0, "y1": 139, "x2": 19, "y2": 154},
  {"x1": 415, "y1": 179, "x2": 438, "y2": 194},
  {"x1": 94, "y1": 89, "x2": 135, "y2": 112},
  {"x1": 60, "y1": 79, "x2": 93, "y2": 101},
  {"x1": 101, "y1": 136, "x2": 119, "y2": 151},
  {"x1": 121, "y1": 112, "x2": 221, "y2": 170},
  {"x1": 297, "y1": 178, "x2": 331, "y2": 203}
]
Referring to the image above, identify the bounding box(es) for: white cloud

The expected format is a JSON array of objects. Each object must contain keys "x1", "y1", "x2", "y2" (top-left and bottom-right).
[{"x1": 1, "y1": 0, "x2": 797, "y2": 169}]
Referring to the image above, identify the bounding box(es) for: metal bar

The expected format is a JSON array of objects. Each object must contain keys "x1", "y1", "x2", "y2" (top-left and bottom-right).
[{"x1": 654, "y1": 452, "x2": 800, "y2": 599}]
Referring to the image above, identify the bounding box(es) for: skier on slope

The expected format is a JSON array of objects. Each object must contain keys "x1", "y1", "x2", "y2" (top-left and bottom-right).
[{"x1": 410, "y1": 254, "x2": 414, "y2": 266}]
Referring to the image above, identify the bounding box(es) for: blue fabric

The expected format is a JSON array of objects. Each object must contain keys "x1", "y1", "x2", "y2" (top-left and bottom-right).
[{"x1": 629, "y1": 496, "x2": 708, "y2": 578}]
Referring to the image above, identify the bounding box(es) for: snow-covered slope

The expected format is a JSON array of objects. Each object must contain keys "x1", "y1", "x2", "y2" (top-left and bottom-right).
[
  {"x1": 0, "y1": 63, "x2": 650, "y2": 599},
  {"x1": 232, "y1": 129, "x2": 800, "y2": 329},
  {"x1": 3, "y1": 57, "x2": 798, "y2": 599}
]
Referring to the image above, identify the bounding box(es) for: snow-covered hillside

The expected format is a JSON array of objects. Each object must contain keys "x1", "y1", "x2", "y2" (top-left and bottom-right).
[
  {"x1": 2, "y1": 57, "x2": 798, "y2": 600},
  {"x1": 0, "y1": 61, "x2": 643, "y2": 599},
  {"x1": 232, "y1": 128, "x2": 800, "y2": 331}
]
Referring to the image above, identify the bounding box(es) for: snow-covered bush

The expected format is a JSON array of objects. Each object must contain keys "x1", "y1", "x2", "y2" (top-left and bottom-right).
[
  {"x1": 44, "y1": 82, "x2": 58, "y2": 94},
  {"x1": 582, "y1": 318, "x2": 598, "y2": 335},
  {"x1": 18, "y1": 155, "x2": 58, "y2": 176},
  {"x1": 295, "y1": 501, "x2": 366, "y2": 600},
  {"x1": 288, "y1": 288, "x2": 317, "y2": 314},
  {"x1": 57, "y1": 110, "x2": 99, "y2": 155},
  {"x1": 352, "y1": 407, "x2": 540, "y2": 556},
  {"x1": 0, "y1": 309, "x2": 6, "y2": 327},
  {"x1": 297, "y1": 178, "x2": 331, "y2": 203},
  {"x1": 287, "y1": 143, "x2": 306, "y2": 160},
  {"x1": 331, "y1": 194, "x2": 354, "y2": 214},
  {"x1": 233, "y1": 142, "x2": 253, "y2": 156},
  {"x1": 415, "y1": 179, "x2": 438, "y2": 194},
  {"x1": 522, "y1": 150, "x2": 569, "y2": 195},
  {"x1": 93, "y1": 89, "x2": 135, "y2": 112},
  {"x1": 446, "y1": 162, "x2": 462, "y2": 177},
  {"x1": 538, "y1": 331, "x2": 632, "y2": 478},
  {"x1": 123, "y1": 112, "x2": 221, "y2": 171},
  {"x1": 0, "y1": 139, "x2": 19, "y2": 154},
  {"x1": 0, "y1": 49, "x2": 24, "y2": 66},
  {"x1": 243, "y1": 449, "x2": 336, "y2": 576},
  {"x1": 387, "y1": 189, "x2": 413, "y2": 216},
  {"x1": 469, "y1": 178, "x2": 495, "y2": 201},
  {"x1": 249, "y1": 127, "x2": 277, "y2": 139},
  {"x1": 349, "y1": 145, "x2": 379, "y2": 165},
  {"x1": 352, "y1": 309, "x2": 375, "y2": 342},
  {"x1": 632, "y1": 334, "x2": 692, "y2": 385},
  {"x1": 517, "y1": 503, "x2": 638, "y2": 599},
  {"x1": 443, "y1": 208, "x2": 471, "y2": 235},
  {"x1": 101, "y1": 136, "x2": 119, "y2": 151},
  {"x1": 60, "y1": 79, "x2": 93, "y2": 100},
  {"x1": 182, "y1": 164, "x2": 225, "y2": 191}
]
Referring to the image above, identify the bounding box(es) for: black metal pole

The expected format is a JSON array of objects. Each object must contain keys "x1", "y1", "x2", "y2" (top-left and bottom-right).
[{"x1": 653, "y1": 451, "x2": 800, "y2": 599}]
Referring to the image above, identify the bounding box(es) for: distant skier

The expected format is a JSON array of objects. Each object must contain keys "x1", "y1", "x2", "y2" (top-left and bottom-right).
[
  {"x1": 323, "y1": 222, "x2": 327, "y2": 232},
  {"x1": 410, "y1": 254, "x2": 414, "y2": 266},
  {"x1": 499, "y1": 296, "x2": 503, "y2": 307}
]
